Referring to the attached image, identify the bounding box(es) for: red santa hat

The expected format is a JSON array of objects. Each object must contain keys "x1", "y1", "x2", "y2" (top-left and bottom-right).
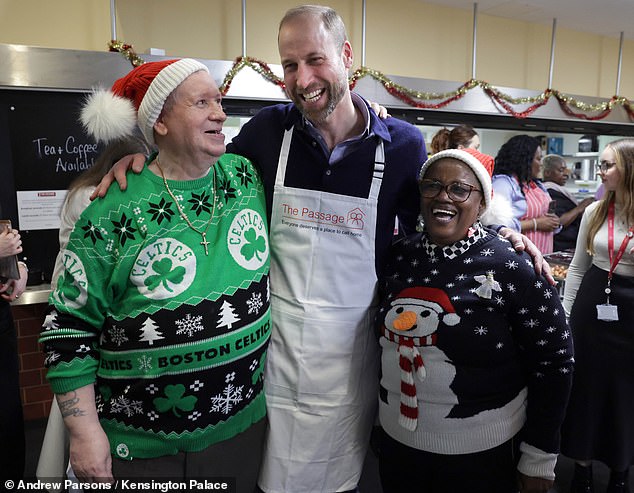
[
  {"x1": 394, "y1": 286, "x2": 460, "y2": 326},
  {"x1": 80, "y1": 58, "x2": 209, "y2": 145}
]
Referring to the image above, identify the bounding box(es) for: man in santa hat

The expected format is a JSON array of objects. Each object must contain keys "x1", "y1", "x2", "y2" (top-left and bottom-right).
[{"x1": 40, "y1": 58, "x2": 270, "y2": 491}]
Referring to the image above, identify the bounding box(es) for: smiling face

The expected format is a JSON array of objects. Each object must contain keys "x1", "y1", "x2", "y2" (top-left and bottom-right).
[
  {"x1": 384, "y1": 300, "x2": 441, "y2": 338},
  {"x1": 155, "y1": 70, "x2": 226, "y2": 167},
  {"x1": 278, "y1": 14, "x2": 351, "y2": 124},
  {"x1": 420, "y1": 159, "x2": 485, "y2": 246}
]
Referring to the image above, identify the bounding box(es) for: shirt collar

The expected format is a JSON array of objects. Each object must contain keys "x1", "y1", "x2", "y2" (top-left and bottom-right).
[
  {"x1": 282, "y1": 93, "x2": 391, "y2": 143},
  {"x1": 421, "y1": 221, "x2": 487, "y2": 259},
  {"x1": 350, "y1": 92, "x2": 371, "y2": 138}
]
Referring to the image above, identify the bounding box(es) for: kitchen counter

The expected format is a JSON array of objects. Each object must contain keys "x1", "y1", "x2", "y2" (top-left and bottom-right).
[{"x1": 12, "y1": 283, "x2": 51, "y2": 306}]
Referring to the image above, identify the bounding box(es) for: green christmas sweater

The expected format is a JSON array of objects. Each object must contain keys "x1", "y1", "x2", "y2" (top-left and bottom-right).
[{"x1": 40, "y1": 153, "x2": 270, "y2": 460}]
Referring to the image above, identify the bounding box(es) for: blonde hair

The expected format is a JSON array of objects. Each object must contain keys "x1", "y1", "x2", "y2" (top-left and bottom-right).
[
  {"x1": 585, "y1": 138, "x2": 634, "y2": 254},
  {"x1": 66, "y1": 130, "x2": 151, "y2": 202}
]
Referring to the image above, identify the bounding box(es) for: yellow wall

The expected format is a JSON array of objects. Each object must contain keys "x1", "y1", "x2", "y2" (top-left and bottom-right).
[{"x1": 1, "y1": 0, "x2": 632, "y2": 99}]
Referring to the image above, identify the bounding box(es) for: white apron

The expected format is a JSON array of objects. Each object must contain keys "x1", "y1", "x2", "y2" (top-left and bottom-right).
[{"x1": 259, "y1": 128, "x2": 383, "y2": 492}]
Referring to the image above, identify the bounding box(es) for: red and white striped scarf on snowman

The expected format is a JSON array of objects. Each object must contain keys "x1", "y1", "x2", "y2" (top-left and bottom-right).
[{"x1": 382, "y1": 327, "x2": 436, "y2": 430}]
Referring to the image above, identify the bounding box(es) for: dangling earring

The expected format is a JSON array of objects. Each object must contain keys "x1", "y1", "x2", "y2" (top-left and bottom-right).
[{"x1": 416, "y1": 214, "x2": 425, "y2": 232}]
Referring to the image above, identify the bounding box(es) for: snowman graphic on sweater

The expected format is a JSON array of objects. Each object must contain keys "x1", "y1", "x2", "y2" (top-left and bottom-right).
[{"x1": 379, "y1": 286, "x2": 461, "y2": 431}]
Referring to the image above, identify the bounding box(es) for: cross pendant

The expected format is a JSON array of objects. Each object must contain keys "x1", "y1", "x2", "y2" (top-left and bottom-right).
[{"x1": 200, "y1": 233, "x2": 210, "y2": 255}]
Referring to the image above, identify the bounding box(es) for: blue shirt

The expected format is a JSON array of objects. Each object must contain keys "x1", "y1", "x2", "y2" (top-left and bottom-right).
[
  {"x1": 491, "y1": 174, "x2": 525, "y2": 231},
  {"x1": 305, "y1": 92, "x2": 372, "y2": 165},
  {"x1": 491, "y1": 175, "x2": 554, "y2": 234}
]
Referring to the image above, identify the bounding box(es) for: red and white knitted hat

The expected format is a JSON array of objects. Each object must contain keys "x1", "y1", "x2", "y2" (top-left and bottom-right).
[
  {"x1": 394, "y1": 286, "x2": 461, "y2": 326},
  {"x1": 80, "y1": 58, "x2": 208, "y2": 145},
  {"x1": 419, "y1": 148, "x2": 494, "y2": 212}
]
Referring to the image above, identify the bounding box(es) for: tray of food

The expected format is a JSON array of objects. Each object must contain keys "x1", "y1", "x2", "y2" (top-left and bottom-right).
[
  {"x1": 544, "y1": 250, "x2": 574, "y2": 281},
  {"x1": 551, "y1": 263, "x2": 569, "y2": 280}
]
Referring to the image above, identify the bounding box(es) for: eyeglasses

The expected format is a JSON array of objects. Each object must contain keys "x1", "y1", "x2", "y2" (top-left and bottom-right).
[
  {"x1": 419, "y1": 180, "x2": 482, "y2": 202},
  {"x1": 596, "y1": 160, "x2": 617, "y2": 173}
]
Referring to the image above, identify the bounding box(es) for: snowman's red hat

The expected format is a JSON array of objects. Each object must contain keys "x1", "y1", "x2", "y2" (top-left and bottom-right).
[{"x1": 393, "y1": 286, "x2": 460, "y2": 326}]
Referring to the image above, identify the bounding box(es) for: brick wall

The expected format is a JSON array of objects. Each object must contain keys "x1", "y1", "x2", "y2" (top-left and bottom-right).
[{"x1": 12, "y1": 303, "x2": 53, "y2": 421}]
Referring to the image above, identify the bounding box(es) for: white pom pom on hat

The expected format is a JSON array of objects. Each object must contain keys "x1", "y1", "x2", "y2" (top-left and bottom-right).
[
  {"x1": 80, "y1": 58, "x2": 209, "y2": 144},
  {"x1": 80, "y1": 90, "x2": 137, "y2": 144}
]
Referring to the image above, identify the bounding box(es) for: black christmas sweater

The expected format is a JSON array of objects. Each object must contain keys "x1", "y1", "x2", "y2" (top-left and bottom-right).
[
  {"x1": 376, "y1": 227, "x2": 573, "y2": 478},
  {"x1": 40, "y1": 153, "x2": 270, "y2": 460}
]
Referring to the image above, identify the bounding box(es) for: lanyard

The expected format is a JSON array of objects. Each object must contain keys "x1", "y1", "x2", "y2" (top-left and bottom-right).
[{"x1": 607, "y1": 200, "x2": 634, "y2": 285}]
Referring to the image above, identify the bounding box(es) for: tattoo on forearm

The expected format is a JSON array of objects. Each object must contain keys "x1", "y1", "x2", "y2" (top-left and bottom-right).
[{"x1": 58, "y1": 391, "x2": 86, "y2": 418}]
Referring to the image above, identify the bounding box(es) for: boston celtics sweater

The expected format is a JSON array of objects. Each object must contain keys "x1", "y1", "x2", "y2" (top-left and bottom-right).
[{"x1": 40, "y1": 153, "x2": 270, "y2": 460}]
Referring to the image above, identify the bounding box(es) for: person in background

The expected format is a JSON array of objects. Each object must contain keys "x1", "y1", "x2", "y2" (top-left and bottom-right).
[
  {"x1": 376, "y1": 148, "x2": 573, "y2": 493},
  {"x1": 51, "y1": 131, "x2": 152, "y2": 290},
  {"x1": 561, "y1": 138, "x2": 634, "y2": 493},
  {"x1": 542, "y1": 154, "x2": 594, "y2": 252},
  {"x1": 39, "y1": 58, "x2": 270, "y2": 492},
  {"x1": 93, "y1": 6, "x2": 552, "y2": 492},
  {"x1": 430, "y1": 124, "x2": 480, "y2": 154},
  {"x1": 0, "y1": 222, "x2": 27, "y2": 482},
  {"x1": 492, "y1": 135, "x2": 561, "y2": 253}
]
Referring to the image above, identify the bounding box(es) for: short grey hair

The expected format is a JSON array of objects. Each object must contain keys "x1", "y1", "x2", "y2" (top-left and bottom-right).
[
  {"x1": 279, "y1": 5, "x2": 348, "y2": 50},
  {"x1": 542, "y1": 154, "x2": 567, "y2": 172}
]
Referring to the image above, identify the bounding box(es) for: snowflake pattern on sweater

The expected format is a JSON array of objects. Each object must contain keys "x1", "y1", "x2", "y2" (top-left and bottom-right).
[
  {"x1": 376, "y1": 229, "x2": 573, "y2": 467},
  {"x1": 40, "y1": 153, "x2": 270, "y2": 460}
]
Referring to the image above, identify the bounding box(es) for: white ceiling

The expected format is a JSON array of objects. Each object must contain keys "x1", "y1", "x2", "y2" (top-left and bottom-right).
[{"x1": 420, "y1": 0, "x2": 634, "y2": 40}]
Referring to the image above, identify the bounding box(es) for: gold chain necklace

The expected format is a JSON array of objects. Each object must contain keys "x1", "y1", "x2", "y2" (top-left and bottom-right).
[{"x1": 154, "y1": 157, "x2": 216, "y2": 255}]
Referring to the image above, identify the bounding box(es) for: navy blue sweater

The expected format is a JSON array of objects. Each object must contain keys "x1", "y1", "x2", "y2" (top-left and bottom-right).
[
  {"x1": 226, "y1": 98, "x2": 426, "y2": 276},
  {"x1": 376, "y1": 230, "x2": 574, "y2": 471}
]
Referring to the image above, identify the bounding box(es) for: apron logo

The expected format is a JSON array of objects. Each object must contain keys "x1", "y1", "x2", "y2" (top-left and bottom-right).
[
  {"x1": 347, "y1": 208, "x2": 366, "y2": 229},
  {"x1": 130, "y1": 238, "x2": 196, "y2": 299},
  {"x1": 227, "y1": 209, "x2": 269, "y2": 271},
  {"x1": 53, "y1": 250, "x2": 88, "y2": 309}
]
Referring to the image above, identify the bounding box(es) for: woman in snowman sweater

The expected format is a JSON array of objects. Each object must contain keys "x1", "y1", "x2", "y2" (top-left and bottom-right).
[{"x1": 376, "y1": 148, "x2": 573, "y2": 493}]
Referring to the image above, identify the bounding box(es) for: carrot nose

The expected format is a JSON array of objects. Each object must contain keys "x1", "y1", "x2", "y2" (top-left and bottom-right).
[{"x1": 392, "y1": 310, "x2": 417, "y2": 331}]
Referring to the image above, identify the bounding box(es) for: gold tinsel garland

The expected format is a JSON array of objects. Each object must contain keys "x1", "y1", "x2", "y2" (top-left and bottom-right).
[
  {"x1": 107, "y1": 46, "x2": 634, "y2": 122},
  {"x1": 219, "y1": 56, "x2": 285, "y2": 94},
  {"x1": 108, "y1": 40, "x2": 145, "y2": 67}
]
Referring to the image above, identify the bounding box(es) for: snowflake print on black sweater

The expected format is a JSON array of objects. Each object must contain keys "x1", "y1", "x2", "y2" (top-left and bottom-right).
[{"x1": 376, "y1": 228, "x2": 573, "y2": 461}]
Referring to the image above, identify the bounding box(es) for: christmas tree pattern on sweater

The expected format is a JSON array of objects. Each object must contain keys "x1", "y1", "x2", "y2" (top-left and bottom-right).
[{"x1": 41, "y1": 153, "x2": 271, "y2": 460}]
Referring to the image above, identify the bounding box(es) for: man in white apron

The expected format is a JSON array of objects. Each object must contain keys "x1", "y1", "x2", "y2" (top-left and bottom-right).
[
  {"x1": 238, "y1": 6, "x2": 426, "y2": 492},
  {"x1": 260, "y1": 129, "x2": 385, "y2": 492}
]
